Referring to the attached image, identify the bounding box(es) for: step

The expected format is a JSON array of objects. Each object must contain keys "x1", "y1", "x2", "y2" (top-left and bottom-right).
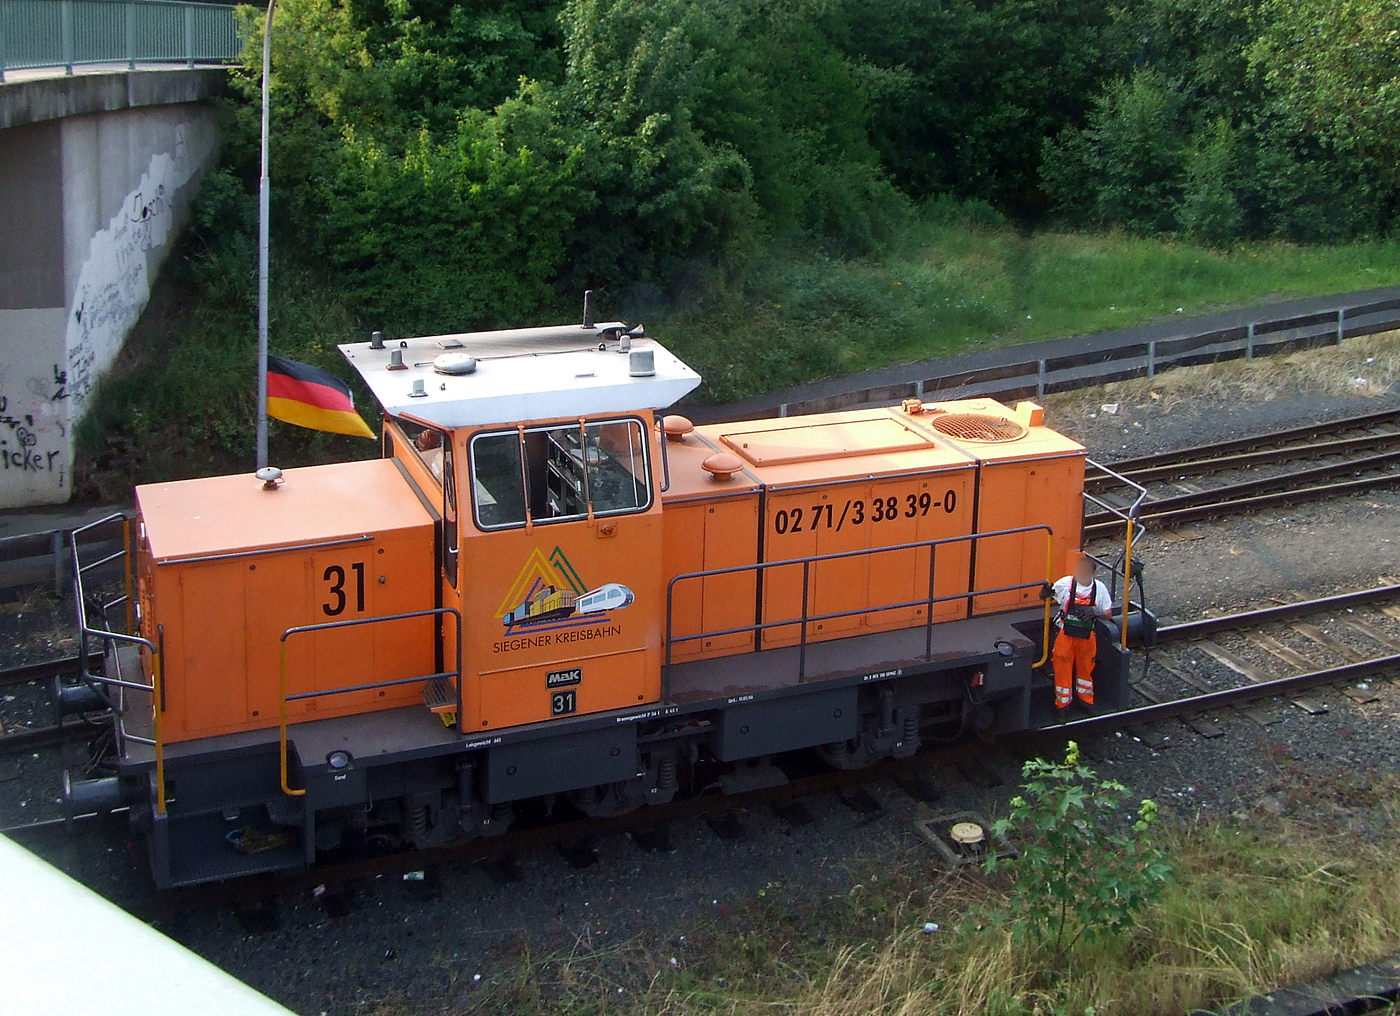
[{"x1": 420, "y1": 677, "x2": 458, "y2": 714}]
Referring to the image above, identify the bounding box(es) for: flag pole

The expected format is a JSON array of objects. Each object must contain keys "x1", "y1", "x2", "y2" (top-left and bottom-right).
[{"x1": 255, "y1": 0, "x2": 276, "y2": 470}]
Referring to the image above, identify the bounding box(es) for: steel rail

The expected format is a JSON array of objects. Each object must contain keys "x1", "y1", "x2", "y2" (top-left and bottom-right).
[
  {"x1": 0, "y1": 652, "x2": 103, "y2": 689},
  {"x1": 1084, "y1": 470, "x2": 1400, "y2": 539},
  {"x1": 73, "y1": 644, "x2": 1400, "y2": 910},
  {"x1": 139, "y1": 741, "x2": 981, "y2": 919},
  {"x1": 1085, "y1": 428, "x2": 1400, "y2": 489},
  {"x1": 1044, "y1": 653, "x2": 1400, "y2": 736},
  {"x1": 1085, "y1": 406, "x2": 1400, "y2": 478},
  {"x1": 20, "y1": 644, "x2": 1400, "y2": 904},
  {"x1": 1155, "y1": 582, "x2": 1400, "y2": 642},
  {"x1": 0, "y1": 718, "x2": 105, "y2": 755},
  {"x1": 13, "y1": 576, "x2": 1398, "y2": 903},
  {"x1": 1084, "y1": 446, "x2": 1400, "y2": 530}
]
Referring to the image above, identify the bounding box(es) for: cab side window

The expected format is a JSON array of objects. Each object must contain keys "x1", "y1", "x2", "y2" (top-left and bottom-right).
[
  {"x1": 469, "y1": 419, "x2": 651, "y2": 531},
  {"x1": 395, "y1": 418, "x2": 447, "y2": 485},
  {"x1": 585, "y1": 420, "x2": 648, "y2": 513},
  {"x1": 471, "y1": 433, "x2": 528, "y2": 529},
  {"x1": 391, "y1": 417, "x2": 460, "y2": 585}
]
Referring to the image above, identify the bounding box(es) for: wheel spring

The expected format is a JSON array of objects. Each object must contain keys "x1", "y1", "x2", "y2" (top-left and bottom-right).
[{"x1": 657, "y1": 755, "x2": 678, "y2": 791}]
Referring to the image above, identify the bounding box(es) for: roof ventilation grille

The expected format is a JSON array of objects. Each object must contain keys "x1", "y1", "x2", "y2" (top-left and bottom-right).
[{"x1": 930, "y1": 414, "x2": 1027, "y2": 442}]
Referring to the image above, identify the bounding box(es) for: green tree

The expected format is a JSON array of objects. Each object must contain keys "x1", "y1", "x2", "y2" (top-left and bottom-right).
[
  {"x1": 834, "y1": 0, "x2": 1115, "y2": 217},
  {"x1": 1043, "y1": 68, "x2": 1192, "y2": 233},
  {"x1": 1251, "y1": 0, "x2": 1400, "y2": 192},
  {"x1": 1179, "y1": 116, "x2": 1242, "y2": 245},
  {"x1": 986, "y1": 741, "x2": 1172, "y2": 959}
]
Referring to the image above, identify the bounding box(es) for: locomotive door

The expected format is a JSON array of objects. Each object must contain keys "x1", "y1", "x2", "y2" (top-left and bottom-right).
[
  {"x1": 389, "y1": 416, "x2": 461, "y2": 681},
  {"x1": 308, "y1": 546, "x2": 377, "y2": 711},
  {"x1": 462, "y1": 416, "x2": 665, "y2": 729},
  {"x1": 441, "y1": 433, "x2": 461, "y2": 678}
]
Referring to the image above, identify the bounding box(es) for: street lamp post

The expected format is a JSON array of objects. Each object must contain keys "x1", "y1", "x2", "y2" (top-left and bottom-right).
[{"x1": 255, "y1": 0, "x2": 276, "y2": 470}]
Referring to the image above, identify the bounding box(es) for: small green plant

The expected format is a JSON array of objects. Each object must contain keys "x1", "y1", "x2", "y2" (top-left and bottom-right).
[{"x1": 986, "y1": 740, "x2": 1172, "y2": 959}]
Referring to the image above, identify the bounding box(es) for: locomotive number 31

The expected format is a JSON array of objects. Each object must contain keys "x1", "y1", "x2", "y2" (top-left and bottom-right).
[{"x1": 323, "y1": 562, "x2": 366, "y2": 616}]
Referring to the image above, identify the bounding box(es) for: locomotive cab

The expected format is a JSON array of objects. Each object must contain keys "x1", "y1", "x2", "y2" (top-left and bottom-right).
[{"x1": 354, "y1": 323, "x2": 700, "y2": 734}]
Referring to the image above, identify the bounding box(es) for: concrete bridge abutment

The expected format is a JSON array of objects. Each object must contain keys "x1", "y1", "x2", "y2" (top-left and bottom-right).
[{"x1": 0, "y1": 69, "x2": 224, "y2": 507}]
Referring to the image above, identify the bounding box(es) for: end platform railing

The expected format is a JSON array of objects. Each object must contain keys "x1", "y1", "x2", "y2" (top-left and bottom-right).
[
  {"x1": 1081, "y1": 458, "x2": 1150, "y2": 648},
  {"x1": 70, "y1": 512, "x2": 167, "y2": 814}
]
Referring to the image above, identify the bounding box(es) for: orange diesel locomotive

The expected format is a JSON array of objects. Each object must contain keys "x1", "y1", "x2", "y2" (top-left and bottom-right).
[{"x1": 64, "y1": 310, "x2": 1131, "y2": 888}]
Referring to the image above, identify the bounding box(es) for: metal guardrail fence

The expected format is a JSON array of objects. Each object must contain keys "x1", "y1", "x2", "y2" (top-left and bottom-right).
[
  {"x1": 691, "y1": 292, "x2": 1400, "y2": 424},
  {"x1": 0, "y1": 0, "x2": 242, "y2": 81}
]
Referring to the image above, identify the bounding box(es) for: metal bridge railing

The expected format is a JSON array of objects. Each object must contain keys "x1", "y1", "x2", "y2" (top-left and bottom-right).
[{"x1": 0, "y1": 0, "x2": 243, "y2": 82}]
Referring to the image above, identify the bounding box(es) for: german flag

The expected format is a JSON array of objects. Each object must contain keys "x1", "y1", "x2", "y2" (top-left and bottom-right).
[{"x1": 266, "y1": 356, "x2": 376, "y2": 438}]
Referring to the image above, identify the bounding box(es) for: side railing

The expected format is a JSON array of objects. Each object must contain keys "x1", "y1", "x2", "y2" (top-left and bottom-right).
[
  {"x1": 0, "y1": 0, "x2": 243, "y2": 81},
  {"x1": 277, "y1": 608, "x2": 462, "y2": 798},
  {"x1": 71, "y1": 512, "x2": 167, "y2": 815},
  {"x1": 665, "y1": 525, "x2": 1058, "y2": 691},
  {"x1": 1081, "y1": 458, "x2": 1151, "y2": 647}
]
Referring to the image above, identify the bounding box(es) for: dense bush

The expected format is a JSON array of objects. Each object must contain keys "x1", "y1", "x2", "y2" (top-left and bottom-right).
[
  {"x1": 1043, "y1": 0, "x2": 1400, "y2": 242},
  {"x1": 204, "y1": 0, "x2": 1400, "y2": 335}
]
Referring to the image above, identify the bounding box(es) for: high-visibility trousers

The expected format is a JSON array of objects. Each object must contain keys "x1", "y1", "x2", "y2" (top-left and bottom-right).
[{"x1": 1052, "y1": 629, "x2": 1096, "y2": 708}]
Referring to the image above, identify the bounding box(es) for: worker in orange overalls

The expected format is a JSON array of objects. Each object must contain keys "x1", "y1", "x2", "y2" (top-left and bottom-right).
[{"x1": 1045, "y1": 554, "x2": 1114, "y2": 709}]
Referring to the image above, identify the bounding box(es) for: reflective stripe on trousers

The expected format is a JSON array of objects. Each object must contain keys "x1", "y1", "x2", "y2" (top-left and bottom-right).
[{"x1": 1052, "y1": 629, "x2": 1096, "y2": 707}]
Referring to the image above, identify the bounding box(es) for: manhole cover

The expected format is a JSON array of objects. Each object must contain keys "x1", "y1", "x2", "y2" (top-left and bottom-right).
[{"x1": 930, "y1": 414, "x2": 1027, "y2": 442}]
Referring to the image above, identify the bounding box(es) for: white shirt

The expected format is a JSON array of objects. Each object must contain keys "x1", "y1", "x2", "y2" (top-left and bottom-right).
[{"x1": 1051, "y1": 576, "x2": 1112, "y2": 628}]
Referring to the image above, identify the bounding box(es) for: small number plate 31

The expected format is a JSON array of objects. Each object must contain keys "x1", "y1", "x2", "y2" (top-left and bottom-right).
[{"x1": 551, "y1": 690, "x2": 577, "y2": 716}]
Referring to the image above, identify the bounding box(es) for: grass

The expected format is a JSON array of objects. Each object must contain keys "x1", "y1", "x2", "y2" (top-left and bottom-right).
[
  {"x1": 380, "y1": 767, "x2": 1400, "y2": 1016},
  {"x1": 74, "y1": 203, "x2": 1400, "y2": 496},
  {"x1": 660, "y1": 209, "x2": 1400, "y2": 403}
]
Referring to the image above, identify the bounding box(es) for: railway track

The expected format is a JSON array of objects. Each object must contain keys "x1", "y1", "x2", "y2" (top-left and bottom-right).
[
  {"x1": 5, "y1": 581, "x2": 1398, "y2": 918},
  {"x1": 1084, "y1": 407, "x2": 1400, "y2": 538},
  {"x1": 1049, "y1": 580, "x2": 1400, "y2": 738}
]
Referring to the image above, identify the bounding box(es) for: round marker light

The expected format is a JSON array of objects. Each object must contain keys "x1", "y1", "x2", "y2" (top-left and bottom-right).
[
  {"x1": 433, "y1": 352, "x2": 477, "y2": 376},
  {"x1": 327, "y1": 750, "x2": 352, "y2": 770}
]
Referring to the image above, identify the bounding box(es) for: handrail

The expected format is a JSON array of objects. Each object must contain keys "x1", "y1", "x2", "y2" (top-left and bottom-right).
[
  {"x1": 1080, "y1": 458, "x2": 1149, "y2": 647},
  {"x1": 71, "y1": 512, "x2": 166, "y2": 814},
  {"x1": 277, "y1": 607, "x2": 462, "y2": 798},
  {"x1": 0, "y1": 0, "x2": 243, "y2": 82},
  {"x1": 664, "y1": 524, "x2": 1056, "y2": 686},
  {"x1": 1081, "y1": 457, "x2": 1148, "y2": 546}
]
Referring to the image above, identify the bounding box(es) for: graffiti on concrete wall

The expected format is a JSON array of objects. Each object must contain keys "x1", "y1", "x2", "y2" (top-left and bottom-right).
[
  {"x1": 64, "y1": 125, "x2": 200, "y2": 416},
  {"x1": 0, "y1": 113, "x2": 216, "y2": 509},
  {"x1": 0, "y1": 359, "x2": 69, "y2": 506}
]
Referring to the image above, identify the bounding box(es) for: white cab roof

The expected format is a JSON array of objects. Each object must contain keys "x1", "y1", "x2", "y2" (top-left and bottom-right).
[{"x1": 340, "y1": 323, "x2": 702, "y2": 429}]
